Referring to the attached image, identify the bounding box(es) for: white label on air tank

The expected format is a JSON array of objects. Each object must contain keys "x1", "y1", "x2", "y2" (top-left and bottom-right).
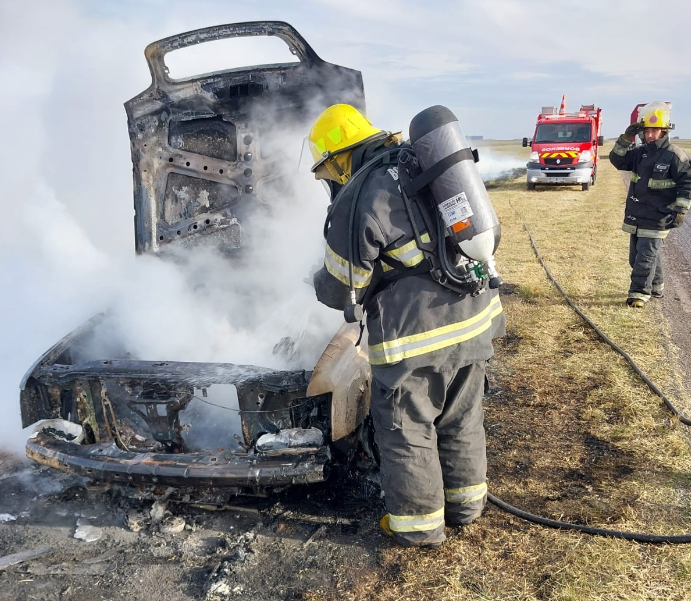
[{"x1": 439, "y1": 192, "x2": 473, "y2": 227}]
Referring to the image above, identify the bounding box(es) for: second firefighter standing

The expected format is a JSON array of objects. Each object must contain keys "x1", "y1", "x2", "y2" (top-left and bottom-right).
[{"x1": 610, "y1": 102, "x2": 691, "y2": 308}]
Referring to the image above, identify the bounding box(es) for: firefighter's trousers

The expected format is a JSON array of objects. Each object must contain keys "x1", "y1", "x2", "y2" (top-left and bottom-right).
[
  {"x1": 628, "y1": 234, "x2": 664, "y2": 301},
  {"x1": 370, "y1": 361, "x2": 488, "y2": 547}
]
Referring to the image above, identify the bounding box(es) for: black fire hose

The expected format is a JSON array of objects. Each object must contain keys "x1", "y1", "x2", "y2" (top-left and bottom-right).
[
  {"x1": 486, "y1": 211, "x2": 691, "y2": 543},
  {"x1": 487, "y1": 493, "x2": 691, "y2": 544}
]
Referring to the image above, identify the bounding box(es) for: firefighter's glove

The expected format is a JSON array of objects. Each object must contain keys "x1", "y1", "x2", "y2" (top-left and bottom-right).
[
  {"x1": 671, "y1": 210, "x2": 686, "y2": 228},
  {"x1": 303, "y1": 262, "x2": 323, "y2": 288},
  {"x1": 623, "y1": 122, "x2": 643, "y2": 142}
]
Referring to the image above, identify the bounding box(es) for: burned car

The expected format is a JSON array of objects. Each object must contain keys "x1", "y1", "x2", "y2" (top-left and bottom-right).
[{"x1": 20, "y1": 22, "x2": 374, "y2": 495}]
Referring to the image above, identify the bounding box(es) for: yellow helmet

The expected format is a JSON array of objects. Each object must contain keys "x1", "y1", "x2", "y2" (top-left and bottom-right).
[
  {"x1": 640, "y1": 101, "x2": 673, "y2": 129},
  {"x1": 308, "y1": 104, "x2": 382, "y2": 184}
]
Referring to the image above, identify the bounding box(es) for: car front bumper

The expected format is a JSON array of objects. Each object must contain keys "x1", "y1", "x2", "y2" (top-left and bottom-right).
[{"x1": 27, "y1": 433, "x2": 330, "y2": 488}]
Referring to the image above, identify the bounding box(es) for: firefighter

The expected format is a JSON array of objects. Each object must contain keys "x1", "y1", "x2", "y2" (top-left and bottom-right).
[
  {"x1": 306, "y1": 104, "x2": 506, "y2": 547},
  {"x1": 610, "y1": 102, "x2": 691, "y2": 308}
]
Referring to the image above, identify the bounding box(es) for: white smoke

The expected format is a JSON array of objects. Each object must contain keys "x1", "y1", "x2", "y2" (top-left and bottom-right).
[
  {"x1": 2, "y1": 173, "x2": 339, "y2": 457},
  {"x1": 84, "y1": 164, "x2": 341, "y2": 370},
  {"x1": 0, "y1": 6, "x2": 344, "y2": 456},
  {"x1": 476, "y1": 149, "x2": 527, "y2": 182}
]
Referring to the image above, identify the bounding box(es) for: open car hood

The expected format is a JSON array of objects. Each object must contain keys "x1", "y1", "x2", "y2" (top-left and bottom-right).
[{"x1": 125, "y1": 21, "x2": 364, "y2": 255}]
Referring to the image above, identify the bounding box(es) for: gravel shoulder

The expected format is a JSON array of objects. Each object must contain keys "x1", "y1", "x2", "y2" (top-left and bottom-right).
[{"x1": 660, "y1": 223, "x2": 691, "y2": 399}]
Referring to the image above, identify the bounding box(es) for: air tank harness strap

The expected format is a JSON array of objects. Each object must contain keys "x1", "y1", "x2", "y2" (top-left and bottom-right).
[
  {"x1": 379, "y1": 255, "x2": 434, "y2": 280},
  {"x1": 402, "y1": 147, "x2": 479, "y2": 197},
  {"x1": 323, "y1": 148, "x2": 401, "y2": 241},
  {"x1": 398, "y1": 150, "x2": 475, "y2": 297},
  {"x1": 337, "y1": 146, "x2": 405, "y2": 341}
]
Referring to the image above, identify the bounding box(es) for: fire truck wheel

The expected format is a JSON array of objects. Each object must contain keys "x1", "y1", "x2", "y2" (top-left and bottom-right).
[
  {"x1": 526, "y1": 182, "x2": 536, "y2": 191},
  {"x1": 581, "y1": 182, "x2": 590, "y2": 191}
]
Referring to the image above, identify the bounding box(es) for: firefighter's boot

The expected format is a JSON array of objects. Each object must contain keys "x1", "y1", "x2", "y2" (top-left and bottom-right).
[{"x1": 627, "y1": 298, "x2": 645, "y2": 308}]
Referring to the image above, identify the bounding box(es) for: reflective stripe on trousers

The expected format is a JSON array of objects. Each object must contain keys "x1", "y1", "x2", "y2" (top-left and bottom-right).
[
  {"x1": 371, "y1": 362, "x2": 488, "y2": 546},
  {"x1": 445, "y1": 482, "x2": 487, "y2": 504},
  {"x1": 388, "y1": 508, "x2": 445, "y2": 533}
]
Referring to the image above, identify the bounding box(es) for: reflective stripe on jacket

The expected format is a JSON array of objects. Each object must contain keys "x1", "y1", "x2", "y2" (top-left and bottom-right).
[
  {"x1": 368, "y1": 294, "x2": 503, "y2": 366},
  {"x1": 610, "y1": 134, "x2": 691, "y2": 234}
]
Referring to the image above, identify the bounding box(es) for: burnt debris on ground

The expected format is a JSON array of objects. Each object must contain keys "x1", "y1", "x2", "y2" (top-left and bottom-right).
[{"x1": 0, "y1": 451, "x2": 386, "y2": 601}]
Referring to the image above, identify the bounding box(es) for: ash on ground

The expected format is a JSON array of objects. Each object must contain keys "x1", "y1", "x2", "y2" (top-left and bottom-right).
[{"x1": 0, "y1": 453, "x2": 386, "y2": 601}]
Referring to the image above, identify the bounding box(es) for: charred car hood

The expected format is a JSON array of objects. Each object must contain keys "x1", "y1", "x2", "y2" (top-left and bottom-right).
[{"x1": 125, "y1": 21, "x2": 364, "y2": 255}]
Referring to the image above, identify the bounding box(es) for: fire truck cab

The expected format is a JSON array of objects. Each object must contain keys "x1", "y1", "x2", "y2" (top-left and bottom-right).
[{"x1": 522, "y1": 103, "x2": 604, "y2": 191}]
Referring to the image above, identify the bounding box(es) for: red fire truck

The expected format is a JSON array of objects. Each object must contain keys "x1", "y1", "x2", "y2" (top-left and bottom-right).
[{"x1": 522, "y1": 96, "x2": 604, "y2": 191}]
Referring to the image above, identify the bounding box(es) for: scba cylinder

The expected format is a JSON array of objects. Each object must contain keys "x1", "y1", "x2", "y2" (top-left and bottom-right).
[{"x1": 409, "y1": 105, "x2": 501, "y2": 262}]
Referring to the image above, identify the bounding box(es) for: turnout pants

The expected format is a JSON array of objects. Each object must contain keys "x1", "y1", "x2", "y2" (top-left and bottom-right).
[
  {"x1": 628, "y1": 234, "x2": 664, "y2": 302},
  {"x1": 370, "y1": 361, "x2": 488, "y2": 547}
]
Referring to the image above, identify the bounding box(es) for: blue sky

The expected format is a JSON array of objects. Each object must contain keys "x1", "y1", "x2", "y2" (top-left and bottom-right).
[{"x1": 1, "y1": 0, "x2": 691, "y2": 450}]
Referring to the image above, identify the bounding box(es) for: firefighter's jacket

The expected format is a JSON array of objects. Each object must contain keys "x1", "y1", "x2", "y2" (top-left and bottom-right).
[
  {"x1": 610, "y1": 134, "x2": 691, "y2": 238},
  {"x1": 313, "y1": 139, "x2": 506, "y2": 388}
]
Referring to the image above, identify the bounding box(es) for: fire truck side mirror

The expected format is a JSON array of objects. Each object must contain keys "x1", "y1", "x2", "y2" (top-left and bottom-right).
[
  {"x1": 597, "y1": 135, "x2": 604, "y2": 147},
  {"x1": 522, "y1": 137, "x2": 529, "y2": 148}
]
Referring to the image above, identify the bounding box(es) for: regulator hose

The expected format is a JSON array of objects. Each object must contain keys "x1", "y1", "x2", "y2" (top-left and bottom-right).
[
  {"x1": 344, "y1": 145, "x2": 403, "y2": 305},
  {"x1": 487, "y1": 205, "x2": 691, "y2": 543}
]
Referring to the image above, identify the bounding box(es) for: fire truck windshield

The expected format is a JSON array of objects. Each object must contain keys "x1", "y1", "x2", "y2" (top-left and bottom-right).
[{"x1": 535, "y1": 122, "x2": 591, "y2": 143}]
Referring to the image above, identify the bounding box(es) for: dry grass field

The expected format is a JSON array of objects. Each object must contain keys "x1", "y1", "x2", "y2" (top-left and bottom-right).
[{"x1": 310, "y1": 140, "x2": 691, "y2": 601}]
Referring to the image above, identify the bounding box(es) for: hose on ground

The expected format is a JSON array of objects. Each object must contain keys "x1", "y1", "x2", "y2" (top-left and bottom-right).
[{"x1": 487, "y1": 493, "x2": 691, "y2": 544}]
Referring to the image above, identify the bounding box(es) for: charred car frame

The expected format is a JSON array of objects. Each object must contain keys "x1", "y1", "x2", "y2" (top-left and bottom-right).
[{"x1": 20, "y1": 22, "x2": 373, "y2": 495}]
